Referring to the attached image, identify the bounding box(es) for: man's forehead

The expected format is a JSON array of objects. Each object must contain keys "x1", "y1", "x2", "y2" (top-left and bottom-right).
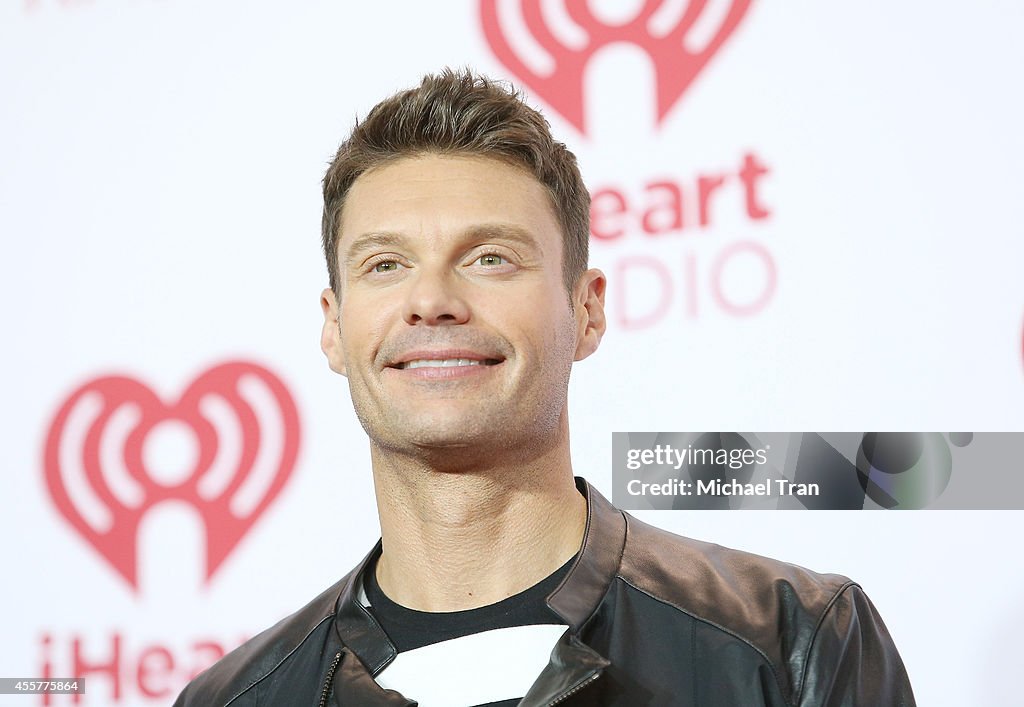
[
  {"x1": 343, "y1": 154, "x2": 545, "y2": 208},
  {"x1": 337, "y1": 154, "x2": 560, "y2": 253}
]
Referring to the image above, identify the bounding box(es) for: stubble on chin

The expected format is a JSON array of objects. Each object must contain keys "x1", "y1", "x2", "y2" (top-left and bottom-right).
[{"x1": 354, "y1": 382, "x2": 571, "y2": 472}]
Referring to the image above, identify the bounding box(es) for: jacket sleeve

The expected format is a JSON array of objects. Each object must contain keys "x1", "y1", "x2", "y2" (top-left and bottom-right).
[{"x1": 797, "y1": 583, "x2": 916, "y2": 707}]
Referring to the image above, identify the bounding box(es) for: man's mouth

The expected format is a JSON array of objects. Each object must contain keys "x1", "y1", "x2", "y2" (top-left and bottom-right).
[{"x1": 395, "y1": 358, "x2": 503, "y2": 370}]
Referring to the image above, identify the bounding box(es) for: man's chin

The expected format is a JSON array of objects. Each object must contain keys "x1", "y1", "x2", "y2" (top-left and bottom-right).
[
  {"x1": 374, "y1": 415, "x2": 532, "y2": 457},
  {"x1": 404, "y1": 425, "x2": 495, "y2": 452},
  {"x1": 364, "y1": 415, "x2": 492, "y2": 448}
]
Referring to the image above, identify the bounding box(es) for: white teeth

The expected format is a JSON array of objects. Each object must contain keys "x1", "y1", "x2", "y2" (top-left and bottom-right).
[{"x1": 404, "y1": 358, "x2": 483, "y2": 369}]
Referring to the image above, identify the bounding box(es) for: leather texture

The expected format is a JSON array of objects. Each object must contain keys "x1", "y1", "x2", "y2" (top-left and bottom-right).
[{"x1": 174, "y1": 478, "x2": 916, "y2": 706}]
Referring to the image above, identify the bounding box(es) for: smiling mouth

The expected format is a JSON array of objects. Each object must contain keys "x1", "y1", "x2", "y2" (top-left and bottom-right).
[{"x1": 395, "y1": 358, "x2": 503, "y2": 370}]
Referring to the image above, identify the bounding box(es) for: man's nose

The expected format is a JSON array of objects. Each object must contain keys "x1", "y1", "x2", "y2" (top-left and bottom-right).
[{"x1": 401, "y1": 267, "x2": 471, "y2": 325}]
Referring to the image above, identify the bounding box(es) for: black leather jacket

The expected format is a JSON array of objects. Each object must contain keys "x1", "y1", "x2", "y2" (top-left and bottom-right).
[{"x1": 175, "y1": 479, "x2": 916, "y2": 706}]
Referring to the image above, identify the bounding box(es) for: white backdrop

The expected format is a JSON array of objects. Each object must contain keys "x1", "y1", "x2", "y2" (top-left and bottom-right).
[{"x1": 3, "y1": 1, "x2": 1024, "y2": 705}]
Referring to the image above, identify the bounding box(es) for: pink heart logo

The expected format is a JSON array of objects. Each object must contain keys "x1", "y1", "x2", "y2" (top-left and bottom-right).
[
  {"x1": 480, "y1": 0, "x2": 752, "y2": 134},
  {"x1": 43, "y1": 361, "x2": 300, "y2": 592}
]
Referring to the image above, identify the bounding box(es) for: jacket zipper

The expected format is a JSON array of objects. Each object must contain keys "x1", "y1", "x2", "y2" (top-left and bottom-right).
[
  {"x1": 318, "y1": 651, "x2": 343, "y2": 707},
  {"x1": 545, "y1": 669, "x2": 601, "y2": 706}
]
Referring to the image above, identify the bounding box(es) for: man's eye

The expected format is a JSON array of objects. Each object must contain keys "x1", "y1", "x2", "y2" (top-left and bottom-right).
[
  {"x1": 476, "y1": 254, "x2": 507, "y2": 266},
  {"x1": 373, "y1": 260, "x2": 401, "y2": 273}
]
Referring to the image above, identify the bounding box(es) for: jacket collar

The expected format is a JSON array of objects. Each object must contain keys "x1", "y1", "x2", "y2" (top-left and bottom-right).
[
  {"x1": 332, "y1": 539, "x2": 395, "y2": 676},
  {"x1": 546, "y1": 477, "x2": 627, "y2": 629},
  {"x1": 330, "y1": 477, "x2": 623, "y2": 702}
]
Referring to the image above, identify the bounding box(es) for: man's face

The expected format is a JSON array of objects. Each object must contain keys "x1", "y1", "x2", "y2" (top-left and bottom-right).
[{"x1": 320, "y1": 154, "x2": 605, "y2": 461}]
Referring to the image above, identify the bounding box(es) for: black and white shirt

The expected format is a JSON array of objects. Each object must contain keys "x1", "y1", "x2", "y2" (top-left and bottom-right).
[{"x1": 361, "y1": 558, "x2": 572, "y2": 707}]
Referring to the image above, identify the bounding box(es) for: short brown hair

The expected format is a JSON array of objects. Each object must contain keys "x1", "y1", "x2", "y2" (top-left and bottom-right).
[{"x1": 321, "y1": 68, "x2": 590, "y2": 295}]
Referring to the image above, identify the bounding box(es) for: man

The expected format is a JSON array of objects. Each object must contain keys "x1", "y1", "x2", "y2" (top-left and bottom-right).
[{"x1": 175, "y1": 69, "x2": 915, "y2": 706}]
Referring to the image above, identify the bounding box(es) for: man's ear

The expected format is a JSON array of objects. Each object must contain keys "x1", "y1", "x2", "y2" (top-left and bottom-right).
[
  {"x1": 572, "y1": 269, "x2": 607, "y2": 362},
  {"x1": 320, "y1": 288, "x2": 348, "y2": 376}
]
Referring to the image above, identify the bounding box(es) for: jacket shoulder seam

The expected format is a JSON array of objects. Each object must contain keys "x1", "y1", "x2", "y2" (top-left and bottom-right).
[
  {"x1": 222, "y1": 612, "x2": 335, "y2": 706},
  {"x1": 793, "y1": 579, "x2": 860, "y2": 705},
  {"x1": 615, "y1": 574, "x2": 795, "y2": 707}
]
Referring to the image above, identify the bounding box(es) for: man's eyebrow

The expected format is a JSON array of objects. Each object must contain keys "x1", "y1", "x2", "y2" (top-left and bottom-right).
[
  {"x1": 462, "y1": 223, "x2": 542, "y2": 249},
  {"x1": 343, "y1": 232, "x2": 408, "y2": 265}
]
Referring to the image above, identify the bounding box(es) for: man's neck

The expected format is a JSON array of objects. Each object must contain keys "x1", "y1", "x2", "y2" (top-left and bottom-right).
[{"x1": 369, "y1": 437, "x2": 587, "y2": 613}]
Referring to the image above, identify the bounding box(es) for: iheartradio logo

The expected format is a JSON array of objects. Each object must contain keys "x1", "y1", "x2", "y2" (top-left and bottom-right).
[
  {"x1": 43, "y1": 361, "x2": 300, "y2": 593},
  {"x1": 480, "y1": 0, "x2": 752, "y2": 133}
]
